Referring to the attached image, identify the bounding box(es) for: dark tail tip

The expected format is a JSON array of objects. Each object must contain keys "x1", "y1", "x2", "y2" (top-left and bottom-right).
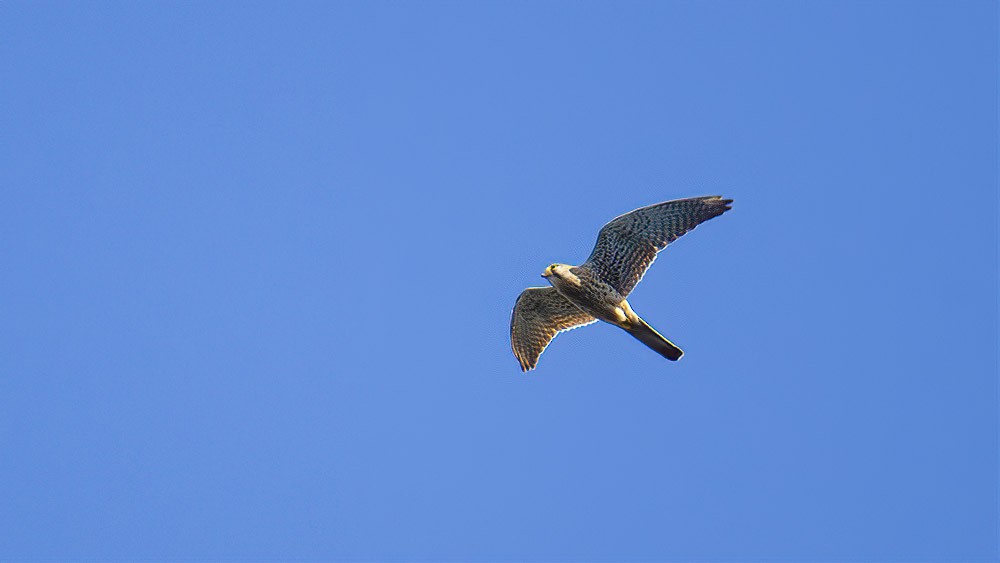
[{"x1": 628, "y1": 318, "x2": 684, "y2": 362}]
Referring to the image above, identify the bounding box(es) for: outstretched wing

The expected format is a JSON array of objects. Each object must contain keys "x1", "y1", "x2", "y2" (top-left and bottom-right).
[
  {"x1": 582, "y1": 196, "x2": 732, "y2": 296},
  {"x1": 510, "y1": 287, "x2": 596, "y2": 371}
]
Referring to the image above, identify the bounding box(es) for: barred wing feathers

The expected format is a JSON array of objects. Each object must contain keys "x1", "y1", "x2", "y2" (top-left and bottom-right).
[
  {"x1": 510, "y1": 287, "x2": 596, "y2": 371},
  {"x1": 582, "y1": 196, "x2": 733, "y2": 296}
]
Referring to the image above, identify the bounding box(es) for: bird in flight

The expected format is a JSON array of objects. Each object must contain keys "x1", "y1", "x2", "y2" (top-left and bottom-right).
[{"x1": 510, "y1": 196, "x2": 732, "y2": 371}]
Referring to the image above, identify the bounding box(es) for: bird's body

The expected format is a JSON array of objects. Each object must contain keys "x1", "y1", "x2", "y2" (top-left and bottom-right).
[
  {"x1": 510, "y1": 196, "x2": 732, "y2": 371},
  {"x1": 543, "y1": 264, "x2": 625, "y2": 325}
]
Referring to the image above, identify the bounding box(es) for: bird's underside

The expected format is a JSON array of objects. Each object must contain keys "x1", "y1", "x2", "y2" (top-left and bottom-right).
[{"x1": 510, "y1": 195, "x2": 732, "y2": 371}]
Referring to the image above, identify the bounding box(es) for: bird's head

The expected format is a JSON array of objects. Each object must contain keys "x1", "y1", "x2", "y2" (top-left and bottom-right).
[{"x1": 541, "y1": 263, "x2": 576, "y2": 282}]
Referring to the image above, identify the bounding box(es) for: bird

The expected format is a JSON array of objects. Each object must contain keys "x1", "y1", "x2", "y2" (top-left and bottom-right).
[{"x1": 510, "y1": 195, "x2": 732, "y2": 371}]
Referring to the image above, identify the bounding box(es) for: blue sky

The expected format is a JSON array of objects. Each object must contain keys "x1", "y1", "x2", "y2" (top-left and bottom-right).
[{"x1": 1, "y1": 1, "x2": 996, "y2": 561}]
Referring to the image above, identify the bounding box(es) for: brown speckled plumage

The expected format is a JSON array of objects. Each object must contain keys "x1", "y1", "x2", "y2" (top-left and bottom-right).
[
  {"x1": 509, "y1": 287, "x2": 596, "y2": 372},
  {"x1": 583, "y1": 196, "x2": 733, "y2": 296},
  {"x1": 510, "y1": 196, "x2": 732, "y2": 372}
]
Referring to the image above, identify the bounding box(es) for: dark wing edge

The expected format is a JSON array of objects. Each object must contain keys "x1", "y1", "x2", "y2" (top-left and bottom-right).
[
  {"x1": 510, "y1": 287, "x2": 596, "y2": 371},
  {"x1": 582, "y1": 196, "x2": 733, "y2": 296}
]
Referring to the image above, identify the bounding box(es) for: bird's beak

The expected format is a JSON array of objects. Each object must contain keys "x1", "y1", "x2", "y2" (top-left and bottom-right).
[{"x1": 541, "y1": 268, "x2": 550, "y2": 278}]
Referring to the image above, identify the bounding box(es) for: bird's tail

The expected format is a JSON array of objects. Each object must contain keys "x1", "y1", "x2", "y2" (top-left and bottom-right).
[{"x1": 626, "y1": 318, "x2": 683, "y2": 361}]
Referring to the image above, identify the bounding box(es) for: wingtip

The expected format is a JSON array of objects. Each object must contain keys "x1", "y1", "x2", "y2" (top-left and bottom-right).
[{"x1": 706, "y1": 195, "x2": 733, "y2": 213}]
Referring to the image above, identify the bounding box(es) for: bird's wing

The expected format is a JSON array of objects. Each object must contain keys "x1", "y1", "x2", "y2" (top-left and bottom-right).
[
  {"x1": 510, "y1": 287, "x2": 596, "y2": 371},
  {"x1": 582, "y1": 196, "x2": 732, "y2": 296}
]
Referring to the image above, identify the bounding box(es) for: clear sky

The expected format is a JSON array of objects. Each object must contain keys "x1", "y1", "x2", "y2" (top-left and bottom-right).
[{"x1": 1, "y1": 1, "x2": 996, "y2": 561}]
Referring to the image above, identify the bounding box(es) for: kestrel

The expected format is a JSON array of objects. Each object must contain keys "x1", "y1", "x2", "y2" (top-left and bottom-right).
[{"x1": 510, "y1": 196, "x2": 732, "y2": 371}]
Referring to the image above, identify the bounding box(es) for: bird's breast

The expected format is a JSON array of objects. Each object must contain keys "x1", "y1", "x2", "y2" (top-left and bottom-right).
[{"x1": 550, "y1": 277, "x2": 628, "y2": 326}]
